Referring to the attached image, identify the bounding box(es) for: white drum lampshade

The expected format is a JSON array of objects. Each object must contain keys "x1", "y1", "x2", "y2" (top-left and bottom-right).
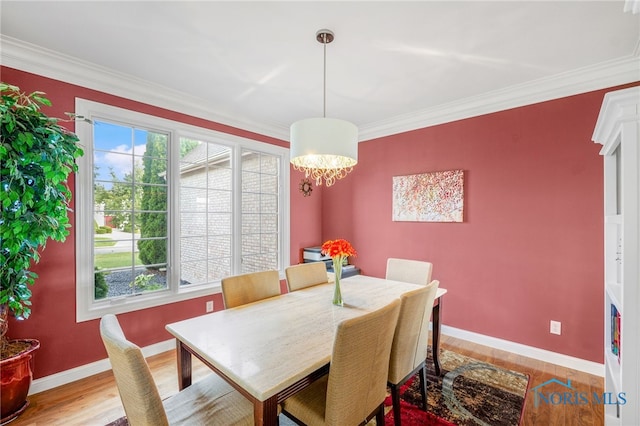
[{"x1": 290, "y1": 117, "x2": 358, "y2": 186}]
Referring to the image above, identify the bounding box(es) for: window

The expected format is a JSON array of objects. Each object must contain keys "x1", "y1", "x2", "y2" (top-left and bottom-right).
[{"x1": 75, "y1": 99, "x2": 289, "y2": 321}]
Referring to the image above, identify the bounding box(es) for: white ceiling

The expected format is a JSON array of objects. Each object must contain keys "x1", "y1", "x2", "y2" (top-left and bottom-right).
[{"x1": 1, "y1": 1, "x2": 639, "y2": 141}]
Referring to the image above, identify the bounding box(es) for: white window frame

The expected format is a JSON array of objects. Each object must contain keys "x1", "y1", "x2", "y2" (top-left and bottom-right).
[{"x1": 75, "y1": 99, "x2": 290, "y2": 322}]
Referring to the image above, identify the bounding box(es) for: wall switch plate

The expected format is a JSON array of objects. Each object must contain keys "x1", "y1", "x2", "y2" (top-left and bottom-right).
[
  {"x1": 550, "y1": 320, "x2": 561, "y2": 335},
  {"x1": 206, "y1": 300, "x2": 214, "y2": 313}
]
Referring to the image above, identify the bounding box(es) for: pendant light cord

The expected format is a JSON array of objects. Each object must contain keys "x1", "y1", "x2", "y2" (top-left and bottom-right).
[{"x1": 323, "y1": 32, "x2": 327, "y2": 118}]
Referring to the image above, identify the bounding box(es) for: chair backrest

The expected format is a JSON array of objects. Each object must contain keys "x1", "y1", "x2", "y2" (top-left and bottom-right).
[
  {"x1": 324, "y1": 299, "x2": 401, "y2": 425},
  {"x1": 385, "y1": 258, "x2": 433, "y2": 286},
  {"x1": 99, "y1": 314, "x2": 169, "y2": 426},
  {"x1": 285, "y1": 262, "x2": 329, "y2": 292},
  {"x1": 221, "y1": 270, "x2": 281, "y2": 308},
  {"x1": 388, "y1": 280, "x2": 440, "y2": 384}
]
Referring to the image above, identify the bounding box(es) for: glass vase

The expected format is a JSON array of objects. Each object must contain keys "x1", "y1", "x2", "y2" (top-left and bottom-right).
[{"x1": 333, "y1": 259, "x2": 343, "y2": 306}]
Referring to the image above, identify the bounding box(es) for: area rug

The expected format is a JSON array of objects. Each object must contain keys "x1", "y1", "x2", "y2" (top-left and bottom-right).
[{"x1": 384, "y1": 349, "x2": 529, "y2": 426}]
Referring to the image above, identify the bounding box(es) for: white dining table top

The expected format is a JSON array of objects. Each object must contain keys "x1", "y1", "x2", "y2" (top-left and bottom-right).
[{"x1": 165, "y1": 274, "x2": 446, "y2": 402}]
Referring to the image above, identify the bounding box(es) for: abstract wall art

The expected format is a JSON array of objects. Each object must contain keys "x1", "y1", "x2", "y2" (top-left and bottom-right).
[{"x1": 392, "y1": 169, "x2": 464, "y2": 222}]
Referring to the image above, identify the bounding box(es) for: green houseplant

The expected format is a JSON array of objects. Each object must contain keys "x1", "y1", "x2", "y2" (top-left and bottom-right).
[{"x1": 0, "y1": 82, "x2": 84, "y2": 422}]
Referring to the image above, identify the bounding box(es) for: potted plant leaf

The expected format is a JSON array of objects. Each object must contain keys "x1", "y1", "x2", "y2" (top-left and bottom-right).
[{"x1": 0, "y1": 83, "x2": 84, "y2": 422}]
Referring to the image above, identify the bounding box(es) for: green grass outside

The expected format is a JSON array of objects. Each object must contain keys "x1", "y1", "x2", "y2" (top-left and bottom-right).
[
  {"x1": 94, "y1": 237, "x2": 117, "y2": 248},
  {"x1": 95, "y1": 251, "x2": 142, "y2": 269}
]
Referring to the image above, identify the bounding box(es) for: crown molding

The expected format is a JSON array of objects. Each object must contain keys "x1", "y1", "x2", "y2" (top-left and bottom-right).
[
  {"x1": 359, "y1": 54, "x2": 640, "y2": 142},
  {"x1": 0, "y1": 35, "x2": 290, "y2": 141},
  {"x1": 2, "y1": 35, "x2": 637, "y2": 144}
]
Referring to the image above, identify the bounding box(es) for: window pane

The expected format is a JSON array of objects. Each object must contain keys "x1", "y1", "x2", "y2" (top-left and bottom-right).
[
  {"x1": 261, "y1": 155, "x2": 279, "y2": 175},
  {"x1": 241, "y1": 193, "x2": 260, "y2": 215},
  {"x1": 209, "y1": 235, "x2": 232, "y2": 257},
  {"x1": 242, "y1": 233, "x2": 260, "y2": 257},
  {"x1": 138, "y1": 212, "x2": 167, "y2": 237},
  {"x1": 95, "y1": 152, "x2": 134, "y2": 179},
  {"x1": 242, "y1": 213, "x2": 260, "y2": 234},
  {"x1": 181, "y1": 236, "x2": 207, "y2": 263},
  {"x1": 181, "y1": 187, "x2": 207, "y2": 212},
  {"x1": 93, "y1": 120, "x2": 169, "y2": 300},
  {"x1": 179, "y1": 138, "x2": 233, "y2": 286},
  {"x1": 139, "y1": 185, "x2": 167, "y2": 211},
  {"x1": 208, "y1": 167, "x2": 232, "y2": 190},
  {"x1": 261, "y1": 174, "x2": 278, "y2": 194},
  {"x1": 137, "y1": 237, "x2": 167, "y2": 266},
  {"x1": 182, "y1": 212, "x2": 205, "y2": 237},
  {"x1": 181, "y1": 260, "x2": 208, "y2": 285},
  {"x1": 94, "y1": 238, "x2": 138, "y2": 298},
  {"x1": 208, "y1": 257, "x2": 231, "y2": 282},
  {"x1": 242, "y1": 171, "x2": 260, "y2": 192},
  {"x1": 261, "y1": 195, "x2": 278, "y2": 214},
  {"x1": 242, "y1": 151, "x2": 261, "y2": 172},
  {"x1": 208, "y1": 213, "x2": 231, "y2": 235},
  {"x1": 240, "y1": 150, "x2": 280, "y2": 273},
  {"x1": 140, "y1": 133, "x2": 168, "y2": 159},
  {"x1": 261, "y1": 214, "x2": 278, "y2": 233},
  {"x1": 261, "y1": 234, "x2": 278, "y2": 252},
  {"x1": 208, "y1": 189, "x2": 232, "y2": 212}
]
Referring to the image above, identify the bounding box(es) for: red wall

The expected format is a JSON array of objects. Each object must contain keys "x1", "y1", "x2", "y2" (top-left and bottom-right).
[
  {"x1": 2, "y1": 64, "x2": 632, "y2": 376},
  {"x1": 2, "y1": 67, "x2": 320, "y2": 378},
  {"x1": 321, "y1": 89, "x2": 627, "y2": 363},
  {"x1": 290, "y1": 175, "x2": 325, "y2": 263}
]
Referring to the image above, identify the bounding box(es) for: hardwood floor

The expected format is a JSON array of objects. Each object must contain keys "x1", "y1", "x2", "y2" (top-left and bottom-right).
[{"x1": 11, "y1": 335, "x2": 603, "y2": 426}]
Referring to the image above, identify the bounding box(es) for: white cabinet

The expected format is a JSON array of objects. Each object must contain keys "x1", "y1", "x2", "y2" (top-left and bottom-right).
[{"x1": 593, "y1": 86, "x2": 640, "y2": 425}]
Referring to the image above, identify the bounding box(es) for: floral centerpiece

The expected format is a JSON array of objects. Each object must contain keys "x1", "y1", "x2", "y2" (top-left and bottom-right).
[{"x1": 321, "y1": 239, "x2": 357, "y2": 306}]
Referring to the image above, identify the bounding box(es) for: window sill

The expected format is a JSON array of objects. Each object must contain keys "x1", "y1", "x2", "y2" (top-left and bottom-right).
[{"x1": 77, "y1": 283, "x2": 222, "y2": 322}]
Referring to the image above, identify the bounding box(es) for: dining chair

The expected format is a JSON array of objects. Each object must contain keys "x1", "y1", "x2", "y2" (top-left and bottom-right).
[
  {"x1": 385, "y1": 258, "x2": 433, "y2": 286},
  {"x1": 221, "y1": 269, "x2": 281, "y2": 308},
  {"x1": 285, "y1": 262, "x2": 329, "y2": 292},
  {"x1": 387, "y1": 280, "x2": 440, "y2": 426},
  {"x1": 99, "y1": 314, "x2": 253, "y2": 426},
  {"x1": 281, "y1": 299, "x2": 401, "y2": 426}
]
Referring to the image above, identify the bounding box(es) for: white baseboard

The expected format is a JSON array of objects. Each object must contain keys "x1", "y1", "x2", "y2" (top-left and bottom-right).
[
  {"x1": 29, "y1": 328, "x2": 604, "y2": 395},
  {"x1": 441, "y1": 325, "x2": 605, "y2": 377},
  {"x1": 29, "y1": 339, "x2": 175, "y2": 395}
]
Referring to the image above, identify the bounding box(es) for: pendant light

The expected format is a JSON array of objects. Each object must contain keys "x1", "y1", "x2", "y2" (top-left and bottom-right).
[{"x1": 290, "y1": 29, "x2": 358, "y2": 187}]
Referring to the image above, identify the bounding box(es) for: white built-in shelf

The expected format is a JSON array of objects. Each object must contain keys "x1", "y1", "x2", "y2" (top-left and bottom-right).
[{"x1": 593, "y1": 86, "x2": 639, "y2": 426}]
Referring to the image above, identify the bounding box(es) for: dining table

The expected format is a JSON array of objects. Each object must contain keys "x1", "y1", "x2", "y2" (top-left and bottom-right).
[{"x1": 165, "y1": 274, "x2": 447, "y2": 426}]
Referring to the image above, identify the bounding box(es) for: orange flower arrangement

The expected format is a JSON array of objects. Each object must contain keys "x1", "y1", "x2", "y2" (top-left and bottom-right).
[
  {"x1": 321, "y1": 239, "x2": 357, "y2": 260},
  {"x1": 321, "y1": 239, "x2": 356, "y2": 306}
]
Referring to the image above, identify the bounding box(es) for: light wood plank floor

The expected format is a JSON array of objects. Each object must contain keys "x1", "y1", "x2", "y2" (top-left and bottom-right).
[{"x1": 11, "y1": 335, "x2": 603, "y2": 426}]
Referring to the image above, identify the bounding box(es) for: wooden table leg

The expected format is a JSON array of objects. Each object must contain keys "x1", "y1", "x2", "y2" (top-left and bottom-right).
[
  {"x1": 432, "y1": 297, "x2": 443, "y2": 376},
  {"x1": 176, "y1": 340, "x2": 192, "y2": 390},
  {"x1": 254, "y1": 396, "x2": 279, "y2": 426}
]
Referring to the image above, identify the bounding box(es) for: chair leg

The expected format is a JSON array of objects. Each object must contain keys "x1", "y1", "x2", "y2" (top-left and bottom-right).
[
  {"x1": 375, "y1": 402, "x2": 385, "y2": 425},
  {"x1": 390, "y1": 383, "x2": 402, "y2": 426},
  {"x1": 418, "y1": 366, "x2": 428, "y2": 411}
]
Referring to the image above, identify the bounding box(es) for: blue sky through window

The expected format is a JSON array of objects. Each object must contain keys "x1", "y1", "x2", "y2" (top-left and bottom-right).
[{"x1": 93, "y1": 120, "x2": 148, "y2": 184}]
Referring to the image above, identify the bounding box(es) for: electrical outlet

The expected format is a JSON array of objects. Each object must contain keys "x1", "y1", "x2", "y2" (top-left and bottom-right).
[
  {"x1": 550, "y1": 320, "x2": 561, "y2": 335},
  {"x1": 206, "y1": 300, "x2": 214, "y2": 313}
]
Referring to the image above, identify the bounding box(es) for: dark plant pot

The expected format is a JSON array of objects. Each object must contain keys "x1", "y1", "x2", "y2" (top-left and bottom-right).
[{"x1": 1, "y1": 339, "x2": 40, "y2": 424}]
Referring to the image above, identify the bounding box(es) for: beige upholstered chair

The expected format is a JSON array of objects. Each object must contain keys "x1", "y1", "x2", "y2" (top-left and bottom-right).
[
  {"x1": 387, "y1": 280, "x2": 440, "y2": 426},
  {"x1": 385, "y1": 258, "x2": 433, "y2": 286},
  {"x1": 282, "y1": 299, "x2": 401, "y2": 426},
  {"x1": 221, "y1": 269, "x2": 281, "y2": 308},
  {"x1": 285, "y1": 262, "x2": 329, "y2": 292},
  {"x1": 99, "y1": 314, "x2": 252, "y2": 426}
]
